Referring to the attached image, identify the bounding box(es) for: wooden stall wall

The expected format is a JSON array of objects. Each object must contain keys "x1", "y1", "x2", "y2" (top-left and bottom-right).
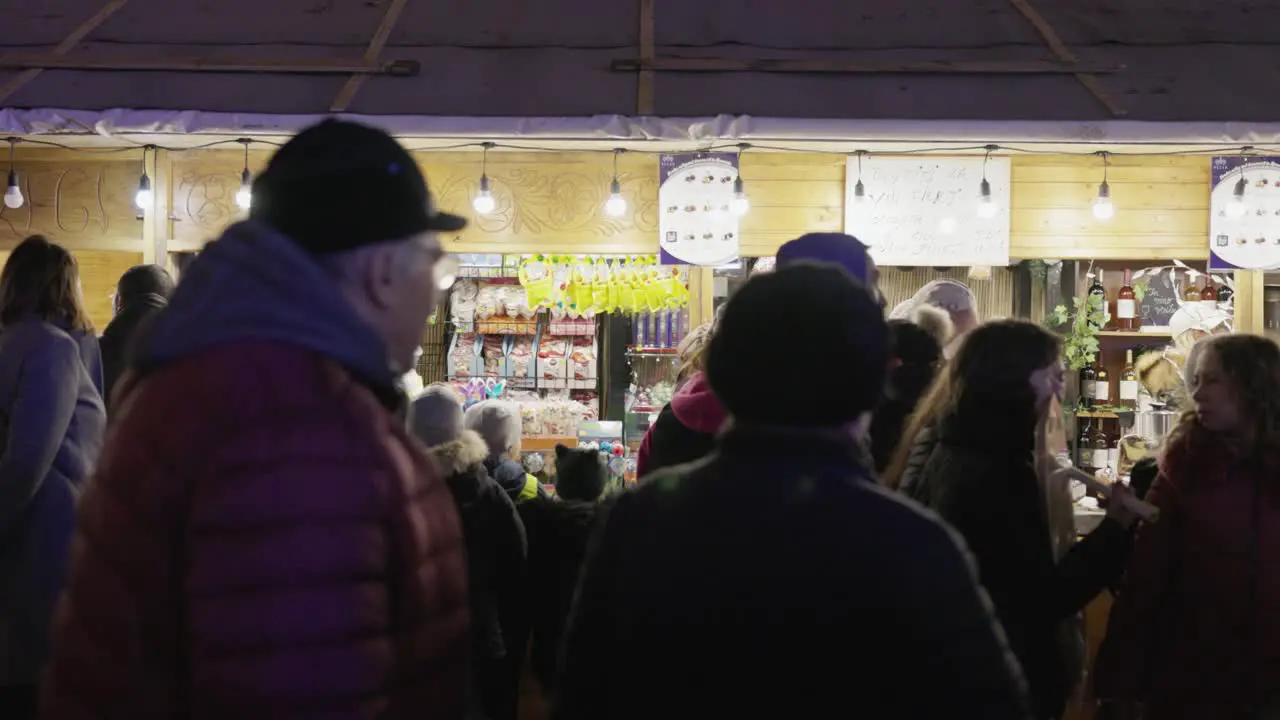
[
  {"x1": 0, "y1": 148, "x2": 147, "y2": 328},
  {"x1": 167, "y1": 148, "x2": 1211, "y2": 263}
]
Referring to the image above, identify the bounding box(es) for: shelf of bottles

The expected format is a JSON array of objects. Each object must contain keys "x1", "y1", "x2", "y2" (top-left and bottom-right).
[{"x1": 1070, "y1": 260, "x2": 1233, "y2": 483}]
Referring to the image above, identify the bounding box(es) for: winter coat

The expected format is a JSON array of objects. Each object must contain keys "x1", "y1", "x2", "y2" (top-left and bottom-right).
[
  {"x1": 430, "y1": 430, "x2": 527, "y2": 720},
  {"x1": 522, "y1": 495, "x2": 602, "y2": 695},
  {"x1": 0, "y1": 320, "x2": 105, "y2": 687},
  {"x1": 912, "y1": 410, "x2": 1131, "y2": 719},
  {"x1": 1093, "y1": 425, "x2": 1280, "y2": 720},
  {"x1": 98, "y1": 295, "x2": 165, "y2": 410},
  {"x1": 635, "y1": 371, "x2": 724, "y2": 478},
  {"x1": 41, "y1": 221, "x2": 470, "y2": 719},
  {"x1": 555, "y1": 423, "x2": 1032, "y2": 720}
]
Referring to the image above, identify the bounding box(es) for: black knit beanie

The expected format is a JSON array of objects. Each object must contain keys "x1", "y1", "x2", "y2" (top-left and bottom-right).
[{"x1": 708, "y1": 261, "x2": 888, "y2": 427}]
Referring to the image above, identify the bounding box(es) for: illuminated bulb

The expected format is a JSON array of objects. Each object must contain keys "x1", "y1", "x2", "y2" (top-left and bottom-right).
[
  {"x1": 976, "y1": 178, "x2": 997, "y2": 219},
  {"x1": 134, "y1": 173, "x2": 152, "y2": 210},
  {"x1": 1092, "y1": 181, "x2": 1114, "y2": 221},
  {"x1": 604, "y1": 179, "x2": 626, "y2": 217},
  {"x1": 3, "y1": 170, "x2": 21, "y2": 209},
  {"x1": 472, "y1": 175, "x2": 495, "y2": 215},
  {"x1": 937, "y1": 216, "x2": 958, "y2": 235},
  {"x1": 730, "y1": 176, "x2": 750, "y2": 216},
  {"x1": 235, "y1": 168, "x2": 252, "y2": 210}
]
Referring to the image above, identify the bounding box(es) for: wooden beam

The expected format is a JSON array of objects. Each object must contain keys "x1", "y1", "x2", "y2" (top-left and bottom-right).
[
  {"x1": 330, "y1": 0, "x2": 412, "y2": 112},
  {"x1": 0, "y1": 53, "x2": 419, "y2": 76},
  {"x1": 1005, "y1": 0, "x2": 1127, "y2": 117},
  {"x1": 0, "y1": 0, "x2": 131, "y2": 104},
  {"x1": 613, "y1": 57, "x2": 1122, "y2": 74},
  {"x1": 636, "y1": 0, "x2": 656, "y2": 114}
]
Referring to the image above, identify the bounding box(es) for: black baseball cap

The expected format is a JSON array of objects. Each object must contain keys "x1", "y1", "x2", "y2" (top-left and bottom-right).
[{"x1": 250, "y1": 119, "x2": 466, "y2": 254}]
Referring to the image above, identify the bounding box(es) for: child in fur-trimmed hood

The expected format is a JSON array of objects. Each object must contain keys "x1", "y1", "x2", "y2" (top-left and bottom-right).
[{"x1": 411, "y1": 386, "x2": 528, "y2": 720}]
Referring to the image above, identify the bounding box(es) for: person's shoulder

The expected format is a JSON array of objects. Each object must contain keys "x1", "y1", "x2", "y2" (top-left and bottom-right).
[{"x1": 0, "y1": 318, "x2": 79, "y2": 356}]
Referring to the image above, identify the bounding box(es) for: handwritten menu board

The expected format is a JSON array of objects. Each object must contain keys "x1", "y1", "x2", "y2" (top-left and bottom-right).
[
  {"x1": 1139, "y1": 268, "x2": 1181, "y2": 327},
  {"x1": 844, "y1": 156, "x2": 1011, "y2": 267}
]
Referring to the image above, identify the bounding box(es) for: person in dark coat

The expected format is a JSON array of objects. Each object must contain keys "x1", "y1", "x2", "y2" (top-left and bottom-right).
[
  {"x1": 522, "y1": 444, "x2": 608, "y2": 697},
  {"x1": 42, "y1": 120, "x2": 470, "y2": 719},
  {"x1": 870, "y1": 308, "x2": 950, "y2": 473},
  {"x1": 0, "y1": 236, "x2": 105, "y2": 720},
  {"x1": 99, "y1": 264, "x2": 174, "y2": 410},
  {"x1": 555, "y1": 262, "x2": 1032, "y2": 720},
  {"x1": 908, "y1": 320, "x2": 1139, "y2": 720},
  {"x1": 412, "y1": 385, "x2": 528, "y2": 720}
]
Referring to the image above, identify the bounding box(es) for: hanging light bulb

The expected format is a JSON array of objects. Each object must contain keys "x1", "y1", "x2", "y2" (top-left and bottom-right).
[
  {"x1": 852, "y1": 150, "x2": 868, "y2": 203},
  {"x1": 472, "y1": 141, "x2": 496, "y2": 215},
  {"x1": 976, "y1": 146, "x2": 998, "y2": 219},
  {"x1": 235, "y1": 168, "x2": 253, "y2": 210},
  {"x1": 1091, "y1": 152, "x2": 1114, "y2": 221},
  {"x1": 3, "y1": 139, "x2": 21, "y2": 210},
  {"x1": 3, "y1": 170, "x2": 21, "y2": 210},
  {"x1": 605, "y1": 179, "x2": 626, "y2": 217},
  {"x1": 134, "y1": 145, "x2": 153, "y2": 211},
  {"x1": 977, "y1": 178, "x2": 997, "y2": 219},
  {"x1": 730, "y1": 176, "x2": 750, "y2": 216},
  {"x1": 604, "y1": 149, "x2": 626, "y2": 217},
  {"x1": 1092, "y1": 182, "x2": 1114, "y2": 221},
  {"x1": 234, "y1": 138, "x2": 253, "y2": 210},
  {"x1": 473, "y1": 175, "x2": 496, "y2": 215},
  {"x1": 1227, "y1": 174, "x2": 1248, "y2": 218}
]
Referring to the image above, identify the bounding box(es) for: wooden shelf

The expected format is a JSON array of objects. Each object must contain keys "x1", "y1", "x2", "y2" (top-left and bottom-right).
[
  {"x1": 1096, "y1": 329, "x2": 1172, "y2": 338},
  {"x1": 1076, "y1": 410, "x2": 1121, "y2": 419},
  {"x1": 521, "y1": 435, "x2": 578, "y2": 452}
]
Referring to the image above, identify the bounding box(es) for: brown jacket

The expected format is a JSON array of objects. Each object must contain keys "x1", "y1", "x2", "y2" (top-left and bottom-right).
[{"x1": 41, "y1": 340, "x2": 470, "y2": 719}]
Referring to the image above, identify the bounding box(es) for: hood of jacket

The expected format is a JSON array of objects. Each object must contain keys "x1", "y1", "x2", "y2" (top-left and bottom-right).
[
  {"x1": 135, "y1": 221, "x2": 397, "y2": 398},
  {"x1": 429, "y1": 431, "x2": 489, "y2": 477},
  {"x1": 670, "y1": 372, "x2": 727, "y2": 435}
]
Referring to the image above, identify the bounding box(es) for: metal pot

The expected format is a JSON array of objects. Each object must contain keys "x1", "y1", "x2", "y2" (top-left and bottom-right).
[{"x1": 1134, "y1": 410, "x2": 1180, "y2": 446}]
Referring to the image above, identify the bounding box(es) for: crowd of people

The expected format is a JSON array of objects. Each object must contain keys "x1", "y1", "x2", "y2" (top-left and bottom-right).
[{"x1": 0, "y1": 119, "x2": 1278, "y2": 719}]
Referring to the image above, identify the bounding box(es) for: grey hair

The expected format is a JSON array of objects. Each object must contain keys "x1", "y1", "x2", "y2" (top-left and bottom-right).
[{"x1": 463, "y1": 400, "x2": 523, "y2": 459}]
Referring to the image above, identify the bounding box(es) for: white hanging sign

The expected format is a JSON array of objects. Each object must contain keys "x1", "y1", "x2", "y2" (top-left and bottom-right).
[{"x1": 844, "y1": 156, "x2": 1011, "y2": 267}]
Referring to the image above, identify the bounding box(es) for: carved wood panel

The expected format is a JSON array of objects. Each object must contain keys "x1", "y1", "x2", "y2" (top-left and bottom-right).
[{"x1": 0, "y1": 156, "x2": 146, "y2": 252}]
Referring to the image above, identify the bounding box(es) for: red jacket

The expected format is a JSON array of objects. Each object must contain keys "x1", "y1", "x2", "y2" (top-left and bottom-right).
[
  {"x1": 41, "y1": 222, "x2": 470, "y2": 719},
  {"x1": 1093, "y1": 425, "x2": 1280, "y2": 718}
]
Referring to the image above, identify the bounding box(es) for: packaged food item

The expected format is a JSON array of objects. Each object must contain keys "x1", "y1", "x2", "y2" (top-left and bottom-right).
[
  {"x1": 538, "y1": 338, "x2": 567, "y2": 381},
  {"x1": 482, "y1": 335, "x2": 506, "y2": 377},
  {"x1": 450, "y1": 333, "x2": 479, "y2": 378},
  {"x1": 450, "y1": 279, "x2": 479, "y2": 325},
  {"x1": 474, "y1": 284, "x2": 501, "y2": 320},
  {"x1": 570, "y1": 336, "x2": 595, "y2": 381},
  {"x1": 509, "y1": 336, "x2": 534, "y2": 378},
  {"x1": 504, "y1": 286, "x2": 534, "y2": 319}
]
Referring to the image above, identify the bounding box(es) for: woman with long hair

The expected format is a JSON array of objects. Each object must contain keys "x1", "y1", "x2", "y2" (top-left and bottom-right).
[
  {"x1": 635, "y1": 319, "x2": 724, "y2": 478},
  {"x1": 1094, "y1": 334, "x2": 1280, "y2": 720},
  {"x1": 904, "y1": 320, "x2": 1138, "y2": 720},
  {"x1": 0, "y1": 236, "x2": 106, "y2": 719}
]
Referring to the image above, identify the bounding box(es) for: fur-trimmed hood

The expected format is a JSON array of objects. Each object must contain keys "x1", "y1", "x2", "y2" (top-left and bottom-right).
[{"x1": 429, "y1": 430, "x2": 489, "y2": 476}]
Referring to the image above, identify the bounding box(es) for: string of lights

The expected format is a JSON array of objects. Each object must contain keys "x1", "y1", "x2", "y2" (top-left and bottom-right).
[{"x1": 2, "y1": 134, "x2": 1277, "y2": 220}]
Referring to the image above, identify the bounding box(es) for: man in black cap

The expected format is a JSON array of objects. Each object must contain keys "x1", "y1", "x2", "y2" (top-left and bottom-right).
[
  {"x1": 556, "y1": 262, "x2": 1031, "y2": 720},
  {"x1": 99, "y1": 264, "x2": 174, "y2": 409},
  {"x1": 44, "y1": 120, "x2": 472, "y2": 719}
]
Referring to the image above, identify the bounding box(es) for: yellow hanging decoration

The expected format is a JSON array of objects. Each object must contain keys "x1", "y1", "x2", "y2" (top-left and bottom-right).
[
  {"x1": 570, "y1": 257, "x2": 594, "y2": 314},
  {"x1": 518, "y1": 255, "x2": 556, "y2": 309},
  {"x1": 591, "y1": 258, "x2": 612, "y2": 313},
  {"x1": 616, "y1": 258, "x2": 637, "y2": 313}
]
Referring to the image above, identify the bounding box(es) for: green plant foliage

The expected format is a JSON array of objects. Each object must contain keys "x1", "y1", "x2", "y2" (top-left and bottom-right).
[{"x1": 1050, "y1": 292, "x2": 1106, "y2": 371}]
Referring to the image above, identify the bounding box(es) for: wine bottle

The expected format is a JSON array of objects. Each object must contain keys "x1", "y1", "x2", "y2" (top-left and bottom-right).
[
  {"x1": 1115, "y1": 268, "x2": 1139, "y2": 330},
  {"x1": 1182, "y1": 272, "x2": 1202, "y2": 303},
  {"x1": 1093, "y1": 354, "x2": 1111, "y2": 406},
  {"x1": 1089, "y1": 423, "x2": 1111, "y2": 477},
  {"x1": 1119, "y1": 350, "x2": 1139, "y2": 409},
  {"x1": 1088, "y1": 269, "x2": 1110, "y2": 329},
  {"x1": 1080, "y1": 363, "x2": 1097, "y2": 410},
  {"x1": 1200, "y1": 275, "x2": 1219, "y2": 312},
  {"x1": 1218, "y1": 280, "x2": 1235, "y2": 308},
  {"x1": 1077, "y1": 420, "x2": 1096, "y2": 471}
]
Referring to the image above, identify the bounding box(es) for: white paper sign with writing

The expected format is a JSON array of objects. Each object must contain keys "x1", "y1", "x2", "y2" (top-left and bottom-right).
[{"x1": 844, "y1": 156, "x2": 1012, "y2": 267}]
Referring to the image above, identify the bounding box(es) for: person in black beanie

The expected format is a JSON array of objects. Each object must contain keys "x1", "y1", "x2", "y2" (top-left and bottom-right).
[
  {"x1": 99, "y1": 264, "x2": 174, "y2": 411},
  {"x1": 555, "y1": 262, "x2": 1032, "y2": 720}
]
